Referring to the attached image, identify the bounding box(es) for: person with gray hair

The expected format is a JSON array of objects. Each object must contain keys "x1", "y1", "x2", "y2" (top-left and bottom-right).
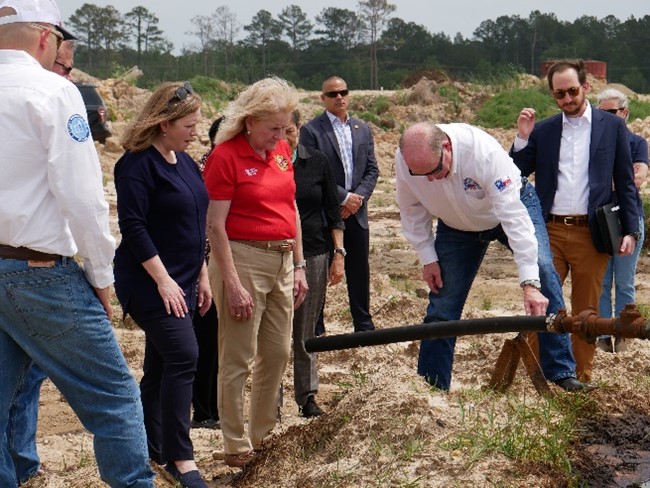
[
  {"x1": 0, "y1": 0, "x2": 155, "y2": 486},
  {"x1": 595, "y1": 88, "x2": 648, "y2": 353},
  {"x1": 204, "y1": 76, "x2": 308, "y2": 468}
]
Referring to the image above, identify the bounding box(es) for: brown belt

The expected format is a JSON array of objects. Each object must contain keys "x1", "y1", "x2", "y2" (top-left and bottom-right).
[
  {"x1": 548, "y1": 214, "x2": 589, "y2": 227},
  {"x1": 0, "y1": 244, "x2": 63, "y2": 261},
  {"x1": 231, "y1": 239, "x2": 296, "y2": 252}
]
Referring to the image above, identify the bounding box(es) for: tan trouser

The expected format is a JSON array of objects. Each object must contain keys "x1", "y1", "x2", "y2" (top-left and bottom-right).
[
  {"x1": 209, "y1": 241, "x2": 293, "y2": 454},
  {"x1": 547, "y1": 221, "x2": 609, "y2": 382}
]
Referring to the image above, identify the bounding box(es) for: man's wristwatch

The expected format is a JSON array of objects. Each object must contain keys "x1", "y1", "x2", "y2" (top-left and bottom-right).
[
  {"x1": 294, "y1": 259, "x2": 307, "y2": 270},
  {"x1": 520, "y1": 279, "x2": 542, "y2": 291},
  {"x1": 333, "y1": 247, "x2": 347, "y2": 257}
]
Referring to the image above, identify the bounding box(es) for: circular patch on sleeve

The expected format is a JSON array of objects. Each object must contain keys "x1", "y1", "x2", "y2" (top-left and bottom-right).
[{"x1": 66, "y1": 114, "x2": 91, "y2": 142}]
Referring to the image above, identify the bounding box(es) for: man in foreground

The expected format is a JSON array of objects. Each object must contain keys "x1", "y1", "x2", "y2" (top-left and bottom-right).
[
  {"x1": 0, "y1": 0, "x2": 154, "y2": 486},
  {"x1": 396, "y1": 122, "x2": 587, "y2": 392}
]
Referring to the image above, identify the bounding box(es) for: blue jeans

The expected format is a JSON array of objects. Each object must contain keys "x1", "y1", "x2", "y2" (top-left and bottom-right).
[
  {"x1": 599, "y1": 216, "x2": 645, "y2": 319},
  {"x1": 417, "y1": 181, "x2": 576, "y2": 390},
  {"x1": 0, "y1": 257, "x2": 154, "y2": 488},
  {"x1": 6, "y1": 363, "x2": 46, "y2": 483}
]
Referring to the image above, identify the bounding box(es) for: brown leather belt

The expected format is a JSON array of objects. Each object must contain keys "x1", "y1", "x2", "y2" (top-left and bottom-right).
[
  {"x1": 0, "y1": 244, "x2": 62, "y2": 261},
  {"x1": 548, "y1": 214, "x2": 589, "y2": 227},
  {"x1": 231, "y1": 239, "x2": 296, "y2": 252}
]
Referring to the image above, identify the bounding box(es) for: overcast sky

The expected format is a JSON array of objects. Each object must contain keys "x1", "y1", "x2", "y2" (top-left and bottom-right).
[{"x1": 56, "y1": 0, "x2": 648, "y2": 53}]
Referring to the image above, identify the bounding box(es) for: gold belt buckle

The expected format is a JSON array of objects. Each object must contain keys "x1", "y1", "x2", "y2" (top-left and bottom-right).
[
  {"x1": 563, "y1": 216, "x2": 573, "y2": 225},
  {"x1": 28, "y1": 260, "x2": 55, "y2": 267}
]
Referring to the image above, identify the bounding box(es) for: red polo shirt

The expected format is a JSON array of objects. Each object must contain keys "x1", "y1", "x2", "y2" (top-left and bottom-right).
[{"x1": 204, "y1": 134, "x2": 296, "y2": 240}]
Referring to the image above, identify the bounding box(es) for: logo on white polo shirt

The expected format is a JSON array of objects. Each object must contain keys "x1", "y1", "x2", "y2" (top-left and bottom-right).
[{"x1": 67, "y1": 114, "x2": 91, "y2": 143}]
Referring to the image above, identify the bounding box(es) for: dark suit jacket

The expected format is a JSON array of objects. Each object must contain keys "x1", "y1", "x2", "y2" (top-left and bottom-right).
[
  {"x1": 299, "y1": 111, "x2": 379, "y2": 229},
  {"x1": 510, "y1": 107, "x2": 639, "y2": 253}
]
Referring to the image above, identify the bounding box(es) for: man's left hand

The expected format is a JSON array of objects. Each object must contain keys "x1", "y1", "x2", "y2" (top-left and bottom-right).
[
  {"x1": 342, "y1": 192, "x2": 364, "y2": 218},
  {"x1": 523, "y1": 286, "x2": 549, "y2": 316},
  {"x1": 618, "y1": 235, "x2": 636, "y2": 256}
]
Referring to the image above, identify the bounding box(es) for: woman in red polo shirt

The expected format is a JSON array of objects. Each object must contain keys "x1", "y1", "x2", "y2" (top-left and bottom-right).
[{"x1": 203, "y1": 77, "x2": 308, "y2": 469}]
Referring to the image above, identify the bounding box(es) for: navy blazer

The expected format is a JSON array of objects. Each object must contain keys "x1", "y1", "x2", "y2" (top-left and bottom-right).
[
  {"x1": 299, "y1": 111, "x2": 379, "y2": 229},
  {"x1": 510, "y1": 108, "x2": 639, "y2": 253}
]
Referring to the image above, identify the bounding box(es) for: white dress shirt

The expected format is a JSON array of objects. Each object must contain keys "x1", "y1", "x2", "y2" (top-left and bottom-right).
[
  {"x1": 395, "y1": 123, "x2": 539, "y2": 283},
  {"x1": 0, "y1": 50, "x2": 115, "y2": 288}
]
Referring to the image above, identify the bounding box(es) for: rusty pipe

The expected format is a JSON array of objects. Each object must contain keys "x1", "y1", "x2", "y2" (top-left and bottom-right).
[{"x1": 552, "y1": 305, "x2": 650, "y2": 340}]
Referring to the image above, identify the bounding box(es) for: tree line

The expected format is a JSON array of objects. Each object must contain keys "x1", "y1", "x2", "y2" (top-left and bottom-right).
[{"x1": 67, "y1": 2, "x2": 650, "y2": 93}]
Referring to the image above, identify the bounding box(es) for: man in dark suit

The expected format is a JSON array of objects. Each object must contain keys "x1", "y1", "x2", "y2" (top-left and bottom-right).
[
  {"x1": 511, "y1": 59, "x2": 639, "y2": 381},
  {"x1": 300, "y1": 76, "x2": 379, "y2": 332}
]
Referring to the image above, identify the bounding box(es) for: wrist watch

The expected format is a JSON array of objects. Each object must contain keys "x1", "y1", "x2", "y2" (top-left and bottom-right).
[
  {"x1": 333, "y1": 247, "x2": 347, "y2": 257},
  {"x1": 520, "y1": 279, "x2": 541, "y2": 291},
  {"x1": 294, "y1": 259, "x2": 307, "y2": 270}
]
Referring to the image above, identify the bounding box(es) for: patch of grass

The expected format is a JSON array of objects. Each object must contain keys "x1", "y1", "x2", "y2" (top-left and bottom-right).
[
  {"x1": 481, "y1": 296, "x2": 493, "y2": 310},
  {"x1": 441, "y1": 388, "x2": 597, "y2": 478},
  {"x1": 475, "y1": 87, "x2": 559, "y2": 129}
]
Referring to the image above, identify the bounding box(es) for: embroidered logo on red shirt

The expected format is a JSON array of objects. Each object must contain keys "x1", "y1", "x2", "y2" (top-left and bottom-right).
[
  {"x1": 275, "y1": 155, "x2": 289, "y2": 171},
  {"x1": 244, "y1": 168, "x2": 258, "y2": 176}
]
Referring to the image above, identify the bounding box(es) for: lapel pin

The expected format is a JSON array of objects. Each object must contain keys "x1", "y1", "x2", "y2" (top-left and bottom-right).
[{"x1": 354, "y1": 124, "x2": 359, "y2": 129}]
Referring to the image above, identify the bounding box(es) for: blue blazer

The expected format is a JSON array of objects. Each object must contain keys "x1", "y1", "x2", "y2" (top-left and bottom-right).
[
  {"x1": 299, "y1": 111, "x2": 379, "y2": 229},
  {"x1": 510, "y1": 108, "x2": 639, "y2": 253}
]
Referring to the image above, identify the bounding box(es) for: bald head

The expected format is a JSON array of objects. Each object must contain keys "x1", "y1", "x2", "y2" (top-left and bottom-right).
[{"x1": 399, "y1": 122, "x2": 448, "y2": 176}]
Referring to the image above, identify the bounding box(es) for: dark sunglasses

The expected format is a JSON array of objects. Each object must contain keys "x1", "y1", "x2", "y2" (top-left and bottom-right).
[
  {"x1": 54, "y1": 60, "x2": 73, "y2": 75},
  {"x1": 323, "y1": 89, "x2": 349, "y2": 98},
  {"x1": 173, "y1": 82, "x2": 194, "y2": 101},
  {"x1": 602, "y1": 108, "x2": 624, "y2": 114},
  {"x1": 552, "y1": 86, "x2": 581, "y2": 99},
  {"x1": 408, "y1": 147, "x2": 444, "y2": 177}
]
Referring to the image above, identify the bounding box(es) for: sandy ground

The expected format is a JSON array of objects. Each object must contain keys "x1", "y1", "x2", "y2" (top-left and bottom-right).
[{"x1": 20, "y1": 76, "x2": 650, "y2": 487}]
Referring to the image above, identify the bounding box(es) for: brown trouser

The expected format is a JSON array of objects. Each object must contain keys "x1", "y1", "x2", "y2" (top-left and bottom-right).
[{"x1": 546, "y1": 221, "x2": 609, "y2": 381}]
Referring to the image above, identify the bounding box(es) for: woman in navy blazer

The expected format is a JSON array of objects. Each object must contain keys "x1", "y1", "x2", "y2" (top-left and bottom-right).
[{"x1": 114, "y1": 82, "x2": 211, "y2": 488}]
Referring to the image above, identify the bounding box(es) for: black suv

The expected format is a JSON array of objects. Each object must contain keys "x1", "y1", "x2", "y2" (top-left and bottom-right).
[{"x1": 74, "y1": 83, "x2": 112, "y2": 144}]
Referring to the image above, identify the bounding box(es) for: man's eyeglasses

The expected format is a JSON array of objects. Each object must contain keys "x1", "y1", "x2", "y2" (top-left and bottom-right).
[
  {"x1": 408, "y1": 147, "x2": 444, "y2": 177},
  {"x1": 173, "y1": 82, "x2": 194, "y2": 102},
  {"x1": 31, "y1": 23, "x2": 63, "y2": 50},
  {"x1": 552, "y1": 86, "x2": 581, "y2": 99},
  {"x1": 323, "y1": 89, "x2": 349, "y2": 98},
  {"x1": 602, "y1": 108, "x2": 624, "y2": 115},
  {"x1": 54, "y1": 60, "x2": 73, "y2": 75}
]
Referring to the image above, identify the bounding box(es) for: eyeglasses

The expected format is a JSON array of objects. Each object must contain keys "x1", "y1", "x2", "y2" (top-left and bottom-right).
[
  {"x1": 602, "y1": 108, "x2": 624, "y2": 114},
  {"x1": 323, "y1": 89, "x2": 349, "y2": 98},
  {"x1": 54, "y1": 60, "x2": 73, "y2": 75},
  {"x1": 31, "y1": 23, "x2": 63, "y2": 50},
  {"x1": 408, "y1": 147, "x2": 444, "y2": 177},
  {"x1": 173, "y1": 82, "x2": 194, "y2": 101},
  {"x1": 552, "y1": 86, "x2": 581, "y2": 99}
]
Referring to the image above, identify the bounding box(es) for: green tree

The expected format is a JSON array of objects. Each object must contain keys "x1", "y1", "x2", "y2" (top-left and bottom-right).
[
  {"x1": 278, "y1": 5, "x2": 312, "y2": 51},
  {"x1": 358, "y1": 0, "x2": 396, "y2": 89},
  {"x1": 125, "y1": 6, "x2": 168, "y2": 63},
  {"x1": 187, "y1": 14, "x2": 217, "y2": 76},
  {"x1": 314, "y1": 7, "x2": 362, "y2": 50},
  {"x1": 243, "y1": 10, "x2": 283, "y2": 72},
  {"x1": 213, "y1": 6, "x2": 240, "y2": 74},
  {"x1": 68, "y1": 3, "x2": 103, "y2": 70}
]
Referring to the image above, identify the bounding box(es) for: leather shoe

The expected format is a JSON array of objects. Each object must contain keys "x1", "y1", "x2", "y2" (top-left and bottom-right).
[
  {"x1": 164, "y1": 463, "x2": 208, "y2": 488},
  {"x1": 191, "y1": 418, "x2": 220, "y2": 429},
  {"x1": 553, "y1": 377, "x2": 596, "y2": 393},
  {"x1": 299, "y1": 395, "x2": 323, "y2": 418},
  {"x1": 224, "y1": 450, "x2": 255, "y2": 468}
]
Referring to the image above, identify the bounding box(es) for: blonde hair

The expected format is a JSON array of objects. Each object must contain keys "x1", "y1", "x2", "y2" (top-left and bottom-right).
[
  {"x1": 216, "y1": 76, "x2": 299, "y2": 145},
  {"x1": 121, "y1": 82, "x2": 202, "y2": 152}
]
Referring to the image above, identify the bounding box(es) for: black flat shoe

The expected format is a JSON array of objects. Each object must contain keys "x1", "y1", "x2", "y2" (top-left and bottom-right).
[
  {"x1": 191, "y1": 418, "x2": 220, "y2": 429},
  {"x1": 554, "y1": 377, "x2": 597, "y2": 393},
  {"x1": 164, "y1": 463, "x2": 208, "y2": 488}
]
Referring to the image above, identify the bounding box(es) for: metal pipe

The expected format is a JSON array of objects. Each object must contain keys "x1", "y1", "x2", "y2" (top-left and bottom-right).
[{"x1": 305, "y1": 316, "x2": 550, "y2": 353}]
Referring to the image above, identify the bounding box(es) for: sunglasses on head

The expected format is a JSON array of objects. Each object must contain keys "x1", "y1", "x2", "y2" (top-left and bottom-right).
[
  {"x1": 323, "y1": 89, "x2": 349, "y2": 98},
  {"x1": 552, "y1": 86, "x2": 581, "y2": 99},
  {"x1": 54, "y1": 60, "x2": 73, "y2": 75},
  {"x1": 602, "y1": 108, "x2": 624, "y2": 114},
  {"x1": 173, "y1": 82, "x2": 194, "y2": 101},
  {"x1": 408, "y1": 146, "x2": 444, "y2": 177}
]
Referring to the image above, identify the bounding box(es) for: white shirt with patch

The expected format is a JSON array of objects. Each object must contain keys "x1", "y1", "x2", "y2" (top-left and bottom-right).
[
  {"x1": 395, "y1": 123, "x2": 539, "y2": 283},
  {"x1": 0, "y1": 50, "x2": 115, "y2": 288}
]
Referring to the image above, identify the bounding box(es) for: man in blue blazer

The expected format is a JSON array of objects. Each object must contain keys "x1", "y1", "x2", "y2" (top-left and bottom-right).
[
  {"x1": 300, "y1": 76, "x2": 379, "y2": 332},
  {"x1": 511, "y1": 59, "x2": 639, "y2": 381}
]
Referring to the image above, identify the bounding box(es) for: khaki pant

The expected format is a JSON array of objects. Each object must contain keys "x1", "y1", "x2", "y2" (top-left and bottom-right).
[
  {"x1": 547, "y1": 221, "x2": 609, "y2": 381},
  {"x1": 209, "y1": 241, "x2": 293, "y2": 454}
]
